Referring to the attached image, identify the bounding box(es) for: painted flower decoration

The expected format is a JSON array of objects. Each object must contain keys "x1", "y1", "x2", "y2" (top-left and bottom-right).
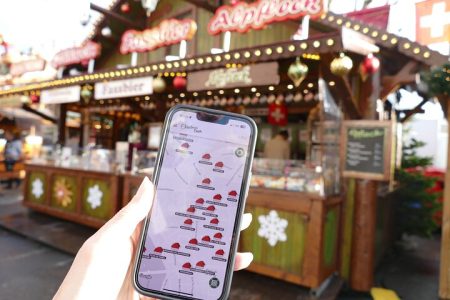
[
  {"x1": 258, "y1": 210, "x2": 288, "y2": 247},
  {"x1": 87, "y1": 184, "x2": 103, "y2": 209},
  {"x1": 54, "y1": 178, "x2": 73, "y2": 207},
  {"x1": 31, "y1": 178, "x2": 44, "y2": 199}
]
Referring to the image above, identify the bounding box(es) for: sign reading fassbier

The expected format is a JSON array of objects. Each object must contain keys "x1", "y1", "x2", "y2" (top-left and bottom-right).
[
  {"x1": 94, "y1": 76, "x2": 153, "y2": 100},
  {"x1": 120, "y1": 18, "x2": 197, "y2": 54},
  {"x1": 208, "y1": 0, "x2": 324, "y2": 35},
  {"x1": 187, "y1": 62, "x2": 280, "y2": 91}
]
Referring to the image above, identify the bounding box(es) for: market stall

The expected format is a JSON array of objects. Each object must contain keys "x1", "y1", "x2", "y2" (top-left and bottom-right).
[{"x1": 6, "y1": 0, "x2": 447, "y2": 293}]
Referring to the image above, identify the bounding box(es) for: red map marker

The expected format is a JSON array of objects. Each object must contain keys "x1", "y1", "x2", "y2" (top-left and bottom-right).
[
  {"x1": 215, "y1": 161, "x2": 224, "y2": 168},
  {"x1": 196, "y1": 261, "x2": 206, "y2": 268},
  {"x1": 182, "y1": 262, "x2": 191, "y2": 269},
  {"x1": 229, "y1": 190, "x2": 238, "y2": 197},
  {"x1": 215, "y1": 249, "x2": 225, "y2": 256},
  {"x1": 202, "y1": 178, "x2": 211, "y2": 185},
  {"x1": 171, "y1": 243, "x2": 180, "y2": 249},
  {"x1": 154, "y1": 247, "x2": 163, "y2": 253},
  {"x1": 189, "y1": 238, "x2": 198, "y2": 245},
  {"x1": 202, "y1": 153, "x2": 211, "y2": 160},
  {"x1": 210, "y1": 218, "x2": 219, "y2": 225},
  {"x1": 207, "y1": 205, "x2": 215, "y2": 211},
  {"x1": 202, "y1": 235, "x2": 211, "y2": 242},
  {"x1": 184, "y1": 219, "x2": 193, "y2": 225},
  {"x1": 187, "y1": 206, "x2": 195, "y2": 213},
  {"x1": 195, "y1": 198, "x2": 205, "y2": 204},
  {"x1": 214, "y1": 232, "x2": 223, "y2": 239},
  {"x1": 213, "y1": 194, "x2": 222, "y2": 201},
  {"x1": 181, "y1": 143, "x2": 189, "y2": 149}
]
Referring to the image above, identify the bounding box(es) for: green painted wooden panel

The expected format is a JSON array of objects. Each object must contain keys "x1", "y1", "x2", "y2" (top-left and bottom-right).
[
  {"x1": 196, "y1": 9, "x2": 216, "y2": 55},
  {"x1": 97, "y1": 51, "x2": 131, "y2": 70},
  {"x1": 240, "y1": 205, "x2": 308, "y2": 276},
  {"x1": 50, "y1": 175, "x2": 77, "y2": 212},
  {"x1": 82, "y1": 179, "x2": 113, "y2": 220},
  {"x1": 27, "y1": 172, "x2": 46, "y2": 204},
  {"x1": 230, "y1": 22, "x2": 297, "y2": 50},
  {"x1": 323, "y1": 207, "x2": 339, "y2": 267}
]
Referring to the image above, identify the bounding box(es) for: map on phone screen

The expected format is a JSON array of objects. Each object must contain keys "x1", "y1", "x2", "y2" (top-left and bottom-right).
[{"x1": 137, "y1": 109, "x2": 252, "y2": 299}]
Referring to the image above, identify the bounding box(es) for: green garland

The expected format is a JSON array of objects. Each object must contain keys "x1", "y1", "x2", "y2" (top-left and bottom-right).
[{"x1": 421, "y1": 63, "x2": 450, "y2": 97}]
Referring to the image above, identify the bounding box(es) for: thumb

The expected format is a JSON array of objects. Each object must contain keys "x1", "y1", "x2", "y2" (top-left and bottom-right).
[{"x1": 102, "y1": 177, "x2": 154, "y2": 237}]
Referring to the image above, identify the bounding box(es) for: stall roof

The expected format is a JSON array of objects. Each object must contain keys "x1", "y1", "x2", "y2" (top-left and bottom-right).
[{"x1": 0, "y1": 7, "x2": 447, "y2": 97}]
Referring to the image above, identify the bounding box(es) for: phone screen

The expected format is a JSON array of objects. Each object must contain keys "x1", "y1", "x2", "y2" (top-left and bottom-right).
[{"x1": 135, "y1": 108, "x2": 254, "y2": 299}]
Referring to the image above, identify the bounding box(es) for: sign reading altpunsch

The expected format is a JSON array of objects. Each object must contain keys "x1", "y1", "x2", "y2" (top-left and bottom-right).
[
  {"x1": 120, "y1": 18, "x2": 197, "y2": 54},
  {"x1": 208, "y1": 0, "x2": 324, "y2": 35}
]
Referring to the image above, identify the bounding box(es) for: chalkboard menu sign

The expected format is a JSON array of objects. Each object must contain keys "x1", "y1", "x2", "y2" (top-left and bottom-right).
[{"x1": 342, "y1": 121, "x2": 393, "y2": 181}]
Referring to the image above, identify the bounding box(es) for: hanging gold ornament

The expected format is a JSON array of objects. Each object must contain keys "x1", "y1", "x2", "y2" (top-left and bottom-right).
[
  {"x1": 152, "y1": 77, "x2": 166, "y2": 93},
  {"x1": 330, "y1": 53, "x2": 353, "y2": 76},
  {"x1": 288, "y1": 57, "x2": 308, "y2": 87}
]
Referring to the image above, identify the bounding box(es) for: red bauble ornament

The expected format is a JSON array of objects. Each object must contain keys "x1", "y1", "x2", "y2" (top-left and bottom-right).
[
  {"x1": 173, "y1": 76, "x2": 187, "y2": 90},
  {"x1": 30, "y1": 95, "x2": 39, "y2": 103},
  {"x1": 120, "y1": 3, "x2": 130, "y2": 13},
  {"x1": 361, "y1": 53, "x2": 380, "y2": 75}
]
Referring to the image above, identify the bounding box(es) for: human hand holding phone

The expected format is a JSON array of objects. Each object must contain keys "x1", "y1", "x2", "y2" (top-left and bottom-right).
[{"x1": 54, "y1": 177, "x2": 253, "y2": 300}]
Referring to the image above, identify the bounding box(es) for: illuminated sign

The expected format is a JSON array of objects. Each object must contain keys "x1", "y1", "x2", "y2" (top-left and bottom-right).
[
  {"x1": 208, "y1": 0, "x2": 324, "y2": 35},
  {"x1": 120, "y1": 19, "x2": 197, "y2": 54},
  {"x1": 10, "y1": 58, "x2": 46, "y2": 76},
  {"x1": 52, "y1": 41, "x2": 101, "y2": 68}
]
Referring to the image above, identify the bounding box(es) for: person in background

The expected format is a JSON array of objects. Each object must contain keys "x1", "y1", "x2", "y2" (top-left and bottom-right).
[
  {"x1": 4, "y1": 129, "x2": 23, "y2": 188},
  {"x1": 264, "y1": 130, "x2": 290, "y2": 160}
]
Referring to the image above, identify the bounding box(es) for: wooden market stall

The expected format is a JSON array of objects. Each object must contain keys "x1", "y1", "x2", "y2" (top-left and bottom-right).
[{"x1": 2, "y1": 0, "x2": 447, "y2": 294}]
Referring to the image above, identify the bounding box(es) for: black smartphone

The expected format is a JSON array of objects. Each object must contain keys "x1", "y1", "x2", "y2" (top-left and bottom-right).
[{"x1": 133, "y1": 105, "x2": 257, "y2": 300}]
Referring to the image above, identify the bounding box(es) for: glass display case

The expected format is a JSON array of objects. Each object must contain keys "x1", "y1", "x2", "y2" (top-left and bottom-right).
[{"x1": 250, "y1": 158, "x2": 324, "y2": 195}]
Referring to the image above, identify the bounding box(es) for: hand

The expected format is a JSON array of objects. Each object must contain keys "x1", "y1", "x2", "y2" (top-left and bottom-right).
[{"x1": 54, "y1": 177, "x2": 253, "y2": 300}]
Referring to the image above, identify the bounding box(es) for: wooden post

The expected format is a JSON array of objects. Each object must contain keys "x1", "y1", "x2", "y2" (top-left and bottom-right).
[
  {"x1": 350, "y1": 180, "x2": 377, "y2": 291},
  {"x1": 349, "y1": 69, "x2": 380, "y2": 291},
  {"x1": 439, "y1": 97, "x2": 450, "y2": 299},
  {"x1": 58, "y1": 104, "x2": 67, "y2": 145}
]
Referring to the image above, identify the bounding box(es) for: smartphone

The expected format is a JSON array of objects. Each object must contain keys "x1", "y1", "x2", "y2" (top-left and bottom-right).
[{"x1": 133, "y1": 105, "x2": 257, "y2": 300}]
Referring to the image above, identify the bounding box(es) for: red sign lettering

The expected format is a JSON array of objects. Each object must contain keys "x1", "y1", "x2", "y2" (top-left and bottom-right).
[
  {"x1": 120, "y1": 19, "x2": 197, "y2": 54},
  {"x1": 52, "y1": 41, "x2": 101, "y2": 68},
  {"x1": 208, "y1": 0, "x2": 323, "y2": 35}
]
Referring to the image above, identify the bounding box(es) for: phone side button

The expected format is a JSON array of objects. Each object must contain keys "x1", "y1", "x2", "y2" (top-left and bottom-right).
[{"x1": 244, "y1": 172, "x2": 252, "y2": 199}]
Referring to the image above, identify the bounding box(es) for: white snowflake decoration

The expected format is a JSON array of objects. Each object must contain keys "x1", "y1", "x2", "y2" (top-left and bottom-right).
[
  {"x1": 87, "y1": 184, "x2": 103, "y2": 209},
  {"x1": 31, "y1": 178, "x2": 44, "y2": 199},
  {"x1": 258, "y1": 210, "x2": 288, "y2": 247}
]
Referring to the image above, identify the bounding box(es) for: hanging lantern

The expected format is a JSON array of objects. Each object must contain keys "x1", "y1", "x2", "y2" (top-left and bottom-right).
[
  {"x1": 288, "y1": 57, "x2": 308, "y2": 87},
  {"x1": 152, "y1": 77, "x2": 166, "y2": 93},
  {"x1": 120, "y1": 3, "x2": 130, "y2": 13},
  {"x1": 173, "y1": 76, "x2": 187, "y2": 90},
  {"x1": 81, "y1": 87, "x2": 92, "y2": 104},
  {"x1": 330, "y1": 53, "x2": 353, "y2": 76},
  {"x1": 360, "y1": 53, "x2": 380, "y2": 81}
]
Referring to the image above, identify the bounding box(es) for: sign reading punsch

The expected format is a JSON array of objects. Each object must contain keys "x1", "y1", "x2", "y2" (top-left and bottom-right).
[
  {"x1": 52, "y1": 41, "x2": 101, "y2": 69},
  {"x1": 208, "y1": 0, "x2": 324, "y2": 35},
  {"x1": 120, "y1": 19, "x2": 197, "y2": 54}
]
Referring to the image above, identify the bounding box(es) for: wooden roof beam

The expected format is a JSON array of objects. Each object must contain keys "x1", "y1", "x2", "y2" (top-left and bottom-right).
[
  {"x1": 380, "y1": 61, "x2": 418, "y2": 101},
  {"x1": 182, "y1": 0, "x2": 219, "y2": 13},
  {"x1": 90, "y1": 3, "x2": 145, "y2": 30}
]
